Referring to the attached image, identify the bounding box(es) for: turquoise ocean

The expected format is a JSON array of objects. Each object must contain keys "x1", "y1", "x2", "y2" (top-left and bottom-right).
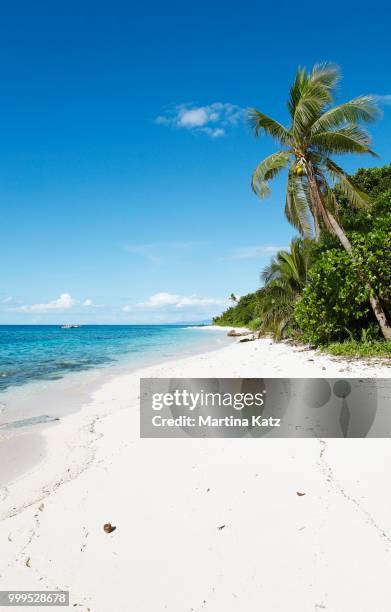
[{"x1": 0, "y1": 325, "x2": 228, "y2": 393}]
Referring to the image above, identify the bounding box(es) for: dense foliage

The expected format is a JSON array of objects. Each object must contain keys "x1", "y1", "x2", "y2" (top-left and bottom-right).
[
  {"x1": 213, "y1": 292, "x2": 261, "y2": 327},
  {"x1": 214, "y1": 165, "x2": 391, "y2": 355},
  {"x1": 248, "y1": 63, "x2": 391, "y2": 340},
  {"x1": 295, "y1": 187, "x2": 391, "y2": 343},
  {"x1": 348, "y1": 164, "x2": 391, "y2": 199},
  {"x1": 294, "y1": 248, "x2": 372, "y2": 344}
]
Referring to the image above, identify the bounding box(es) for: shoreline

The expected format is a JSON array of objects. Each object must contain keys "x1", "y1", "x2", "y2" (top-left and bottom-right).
[
  {"x1": 1, "y1": 336, "x2": 391, "y2": 610},
  {"x1": 1, "y1": 334, "x2": 390, "y2": 502},
  {"x1": 0, "y1": 327, "x2": 233, "y2": 488}
]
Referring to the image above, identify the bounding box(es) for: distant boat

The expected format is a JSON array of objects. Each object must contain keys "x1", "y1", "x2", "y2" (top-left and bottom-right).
[{"x1": 60, "y1": 324, "x2": 81, "y2": 329}]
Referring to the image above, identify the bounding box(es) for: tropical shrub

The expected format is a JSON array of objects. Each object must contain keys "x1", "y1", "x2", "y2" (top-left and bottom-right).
[
  {"x1": 213, "y1": 291, "x2": 261, "y2": 327},
  {"x1": 350, "y1": 164, "x2": 391, "y2": 199},
  {"x1": 295, "y1": 189, "x2": 391, "y2": 344},
  {"x1": 294, "y1": 248, "x2": 372, "y2": 344}
]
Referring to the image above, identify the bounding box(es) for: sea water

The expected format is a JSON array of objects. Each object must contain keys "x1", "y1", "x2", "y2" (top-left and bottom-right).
[{"x1": 0, "y1": 325, "x2": 228, "y2": 393}]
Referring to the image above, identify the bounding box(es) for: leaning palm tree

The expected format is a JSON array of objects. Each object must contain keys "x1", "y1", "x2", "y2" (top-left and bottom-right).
[
  {"x1": 257, "y1": 238, "x2": 312, "y2": 339},
  {"x1": 249, "y1": 63, "x2": 391, "y2": 339}
]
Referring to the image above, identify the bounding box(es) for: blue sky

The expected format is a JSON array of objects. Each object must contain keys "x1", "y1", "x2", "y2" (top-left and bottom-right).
[{"x1": 1, "y1": 4, "x2": 390, "y2": 323}]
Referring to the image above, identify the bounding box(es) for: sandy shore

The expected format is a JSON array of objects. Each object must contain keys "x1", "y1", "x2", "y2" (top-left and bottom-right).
[{"x1": 1, "y1": 337, "x2": 391, "y2": 611}]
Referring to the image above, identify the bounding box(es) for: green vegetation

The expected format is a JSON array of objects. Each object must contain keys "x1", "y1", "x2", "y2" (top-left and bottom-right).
[
  {"x1": 213, "y1": 292, "x2": 261, "y2": 327},
  {"x1": 256, "y1": 238, "x2": 312, "y2": 339},
  {"x1": 214, "y1": 166, "x2": 391, "y2": 355},
  {"x1": 249, "y1": 62, "x2": 390, "y2": 339},
  {"x1": 324, "y1": 340, "x2": 391, "y2": 358},
  {"x1": 213, "y1": 63, "x2": 391, "y2": 357},
  {"x1": 295, "y1": 188, "x2": 391, "y2": 344}
]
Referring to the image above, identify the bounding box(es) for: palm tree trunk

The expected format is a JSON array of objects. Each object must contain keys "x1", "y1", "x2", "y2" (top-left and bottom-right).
[
  {"x1": 307, "y1": 169, "x2": 391, "y2": 340},
  {"x1": 313, "y1": 214, "x2": 321, "y2": 242}
]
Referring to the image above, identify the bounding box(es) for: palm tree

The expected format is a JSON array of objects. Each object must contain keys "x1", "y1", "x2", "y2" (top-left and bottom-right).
[
  {"x1": 257, "y1": 238, "x2": 312, "y2": 339},
  {"x1": 249, "y1": 63, "x2": 391, "y2": 339}
]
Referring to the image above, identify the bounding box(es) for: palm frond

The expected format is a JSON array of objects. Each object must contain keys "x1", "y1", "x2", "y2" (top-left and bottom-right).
[
  {"x1": 289, "y1": 64, "x2": 339, "y2": 135},
  {"x1": 251, "y1": 151, "x2": 290, "y2": 198},
  {"x1": 311, "y1": 125, "x2": 376, "y2": 155},
  {"x1": 262, "y1": 253, "x2": 299, "y2": 287},
  {"x1": 293, "y1": 92, "x2": 327, "y2": 135},
  {"x1": 261, "y1": 260, "x2": 283, "y2": 284},
  {"x1": 257, "y1": 237, "x2": 314, "y2": 339},
  {"x1": 248, "y1": 109, "x2": 291, "y2": 145},
  {"x1": 310, "y1": 62, "x2": 340, "y2": 92},
  {"x1": 279, "y1": 252, "x2": 302, "y2": 285},
  {"x1": 257, "y1": 287, "x2": 296, "y2": 339},
  {"x1": 288, "y1": 67, "x2": 306, "y2": 118},
  {"x1": 285, "y1": 174, "x2": 312, "y2": 236},
  {"x1": 311, "y1": 96, "x2": 379, "y2": 135},
  {"x1": 325, "y1": 158, "x2": 370, "y2": 208}
]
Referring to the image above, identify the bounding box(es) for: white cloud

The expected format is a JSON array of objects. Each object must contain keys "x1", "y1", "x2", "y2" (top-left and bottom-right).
[
  {"x1": 2, "y1": 296, "x2": 13, "y2": 304},
  {"x1": 208, "y1": 127, "x2": 225, "y2": 138},
  {"x1": 12, "y1": 293, "x2": 78, "y2": 313},
  {"x1": 224, "y1": 245, "x2": 288, "y2": 260},
  {"x1": 178, "y1": 108, "x2": 209, "y2": 127},
  {"x1": 123, "y1": 292, "x2": 224, "y2": 312},
  {"x1": 156, "y1": 102, "x2": 244, "y2": 137},
  {"x1": 82, "y1": 299, "x2": 104, "y2": 308}
]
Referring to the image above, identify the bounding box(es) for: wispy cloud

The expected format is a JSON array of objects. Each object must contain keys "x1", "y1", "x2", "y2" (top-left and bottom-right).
[
  {"x1": 374, "y1": 94, "x2": 391, "y2": 106},
  {"x1": 10, "y1": 293, "x2": 104, "y2": 313},
  {"x1": 123, "y1": 292, "x2": 224, "y2": 312},
  {"x1": 124, "y1": 241, "x2": 201, "y2": 264},
  {"x1": 125, "y1": 243, "x2": 162, "y2": 264},
  {"x1": 223, "y1": 245, "x2": 287, "y2": 260},
  {"x1": 156, "y1": 102, "x2": 244, "y2": 138}
]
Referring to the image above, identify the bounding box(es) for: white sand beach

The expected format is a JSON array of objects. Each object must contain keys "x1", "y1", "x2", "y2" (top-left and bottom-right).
[{"x1": 1, "y1": 336, "x2": 391, "y2": 611}]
